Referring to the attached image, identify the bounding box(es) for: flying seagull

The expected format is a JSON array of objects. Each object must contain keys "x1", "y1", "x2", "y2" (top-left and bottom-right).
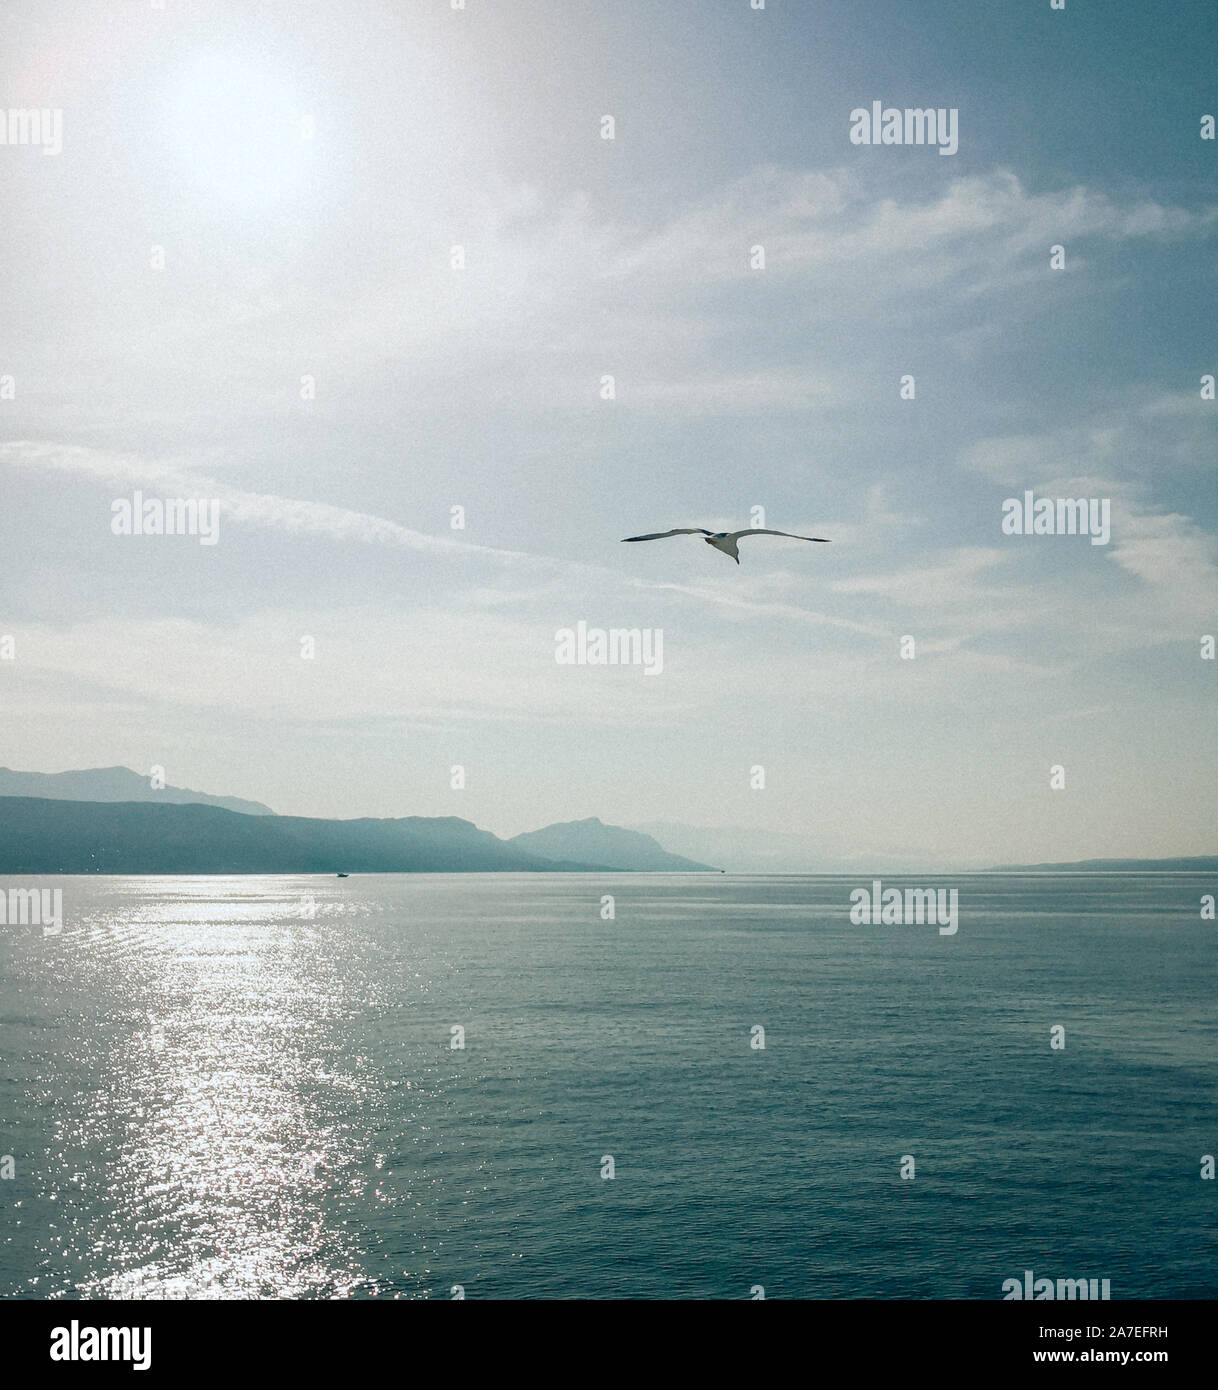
[{"x1": 621, "y1": 526, "x2": 831, "y2": 565}]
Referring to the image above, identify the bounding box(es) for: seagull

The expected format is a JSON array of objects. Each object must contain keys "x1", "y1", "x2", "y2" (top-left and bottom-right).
[{"x1": 621, "y1": 526, "x2": 831, "y2": 565}]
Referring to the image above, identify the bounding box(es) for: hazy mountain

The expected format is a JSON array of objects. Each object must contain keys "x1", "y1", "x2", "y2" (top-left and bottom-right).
[
  {"x1": 627, "y1": 822, "x2": 961, "y2": 875},
  {"x1": 509, "y1": 817, "x2": 716, "y2": 871},
  {"x1": 628, "y1": 822, "x2": 818, "y2": 873},
  {"x1": 0, "y1": 796, "x2": 594, "y2": 874},
  {"x1": 0, "y1": 766, "x2": 274, "y2": 816},
  {"x1": 995, "y1": 856, "x2": 1218, "y2": 872}
]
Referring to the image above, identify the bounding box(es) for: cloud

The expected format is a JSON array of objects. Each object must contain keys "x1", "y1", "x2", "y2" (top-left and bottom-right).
[
  {"x1": 962, "y1": 390, "x2": 1217, "y2": 485},
  {"x1": 955, "y1": 398, "x2": 1218, "y2": 632},
  {"x1": 0, "y1": 439, "x2": 545, "y2": 567},
  {"x1": 830, "y1": 546, "x2": 1010, "y2": 604},
  {"x1": 1109, "y1": 508, "x2": 1218, "y2": 620},
  {"x1": 0, "y1": 609, "x2": 692, "y2": 730},
  {"x1": 7, "y1": 164, "x2": 1214, "y2": 446},
  {"x1": 587, "y1": 166, "x2": 1218, "y2": 314}
]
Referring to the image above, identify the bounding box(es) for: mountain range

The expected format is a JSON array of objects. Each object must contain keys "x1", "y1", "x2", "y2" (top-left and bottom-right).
[
  {"x1": 993, "y1": 856, "x2": 1218, "y2": 872},
  {"x1": 628, "y1": 820, "x2": 960, "y2": 874},
  {"x1": 0, "y1": 766, "x2": 274, "y2": 816},
  {"x1": 509, "y1": 818, "x2": 713, "y2": 872},
  {"x1": 0, "y1": 768, "x2": 714, "y2": 874},
  {"x1": 0, "y1": 768, "x2": 1208, "y2": 876}
]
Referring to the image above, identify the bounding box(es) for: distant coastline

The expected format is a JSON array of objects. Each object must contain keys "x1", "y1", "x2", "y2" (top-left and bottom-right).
[
  {"x1": 0, "y1": 769, "x2": 1209, "y2": 878},
  {"x1": 0, "y1": 795, "x2": 717, "y2": 875},
  {"x1": 992, "y1": 856, "x2": 1218, "y2": 872}
]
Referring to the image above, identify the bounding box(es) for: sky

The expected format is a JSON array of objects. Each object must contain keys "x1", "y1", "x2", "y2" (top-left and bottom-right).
[{"x1": 1, "y1": 0, "x2": 1215, "y2": 868}]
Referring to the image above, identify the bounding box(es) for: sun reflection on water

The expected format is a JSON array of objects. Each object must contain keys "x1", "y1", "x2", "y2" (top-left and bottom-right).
[{"x1": 27, "y1": 878, "x2": 388, "y2": 1299}]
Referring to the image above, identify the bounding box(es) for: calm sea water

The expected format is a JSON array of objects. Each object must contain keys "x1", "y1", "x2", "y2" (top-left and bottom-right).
[{"x1": 0, "y1": 873, "x2": 1214, "y2": 1300}]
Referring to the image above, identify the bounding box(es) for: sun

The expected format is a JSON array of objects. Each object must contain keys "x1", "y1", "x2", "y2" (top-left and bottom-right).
[{"x1": 159, "y1": 47, "x2": 313, "y2": 210}]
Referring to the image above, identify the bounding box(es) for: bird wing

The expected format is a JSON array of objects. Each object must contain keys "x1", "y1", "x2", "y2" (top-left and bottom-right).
[
  {"x1": 621, "y1": 528, "x2": 711, "y2": 542},
  {"x1": 727, "y1": 528, "x2": 831, "y2": 543}
]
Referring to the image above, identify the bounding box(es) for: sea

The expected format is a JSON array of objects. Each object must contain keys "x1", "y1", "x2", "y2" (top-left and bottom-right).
[{"x1": 0, "y1": 872, "x2": 1214, "y2": 1300}]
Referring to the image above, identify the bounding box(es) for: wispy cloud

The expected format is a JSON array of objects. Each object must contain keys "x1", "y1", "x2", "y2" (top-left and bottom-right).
[{"x1": 1, "y1": 439, "x2": 546, "y2": 567}]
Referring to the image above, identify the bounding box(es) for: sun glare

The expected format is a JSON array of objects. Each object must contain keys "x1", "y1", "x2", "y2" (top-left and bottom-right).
[{"x1": 159, "y1": 48, "x2": 313, "y2": 210}]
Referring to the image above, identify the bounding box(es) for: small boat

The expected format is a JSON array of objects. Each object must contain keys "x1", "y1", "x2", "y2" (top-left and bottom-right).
[{"x1": 336, "y1": 872, "x2": 349, "y2": 878}]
